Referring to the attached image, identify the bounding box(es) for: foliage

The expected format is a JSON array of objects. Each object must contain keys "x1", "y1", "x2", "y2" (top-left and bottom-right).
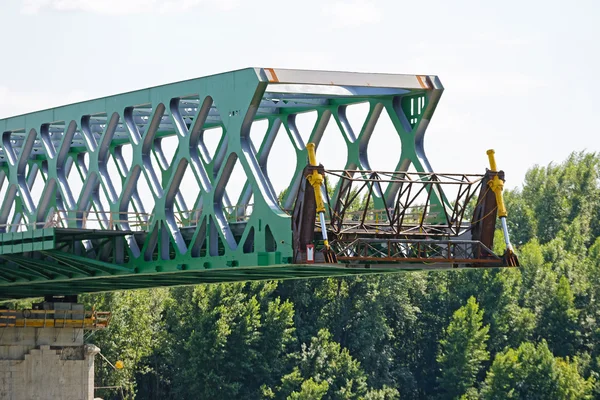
[
  {"x1": 287, "y1": 378, "x2": 329, "y2": 400},
  {"x1": 437, "y1": 296, "x2": 490, "y2": 399},
  {"x1": 480, "y1": 341, "x2": 592, "y2": 399},
  {"x1": 273, "y1": 328, "x2": 369, "y2": 399},
  {"x1": 81, "y1": 289, "x2": 168, "y2": 399},
  {"x1": 157, "y1": 282, "x2": 294, "y2": 400}
]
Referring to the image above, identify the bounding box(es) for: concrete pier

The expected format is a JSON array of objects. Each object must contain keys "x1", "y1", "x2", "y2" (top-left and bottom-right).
[
  {"x1": 0, "y1": 338, "x2": 99, "y2": 400},
  {"x1": 0, "y1": 301, "x2": 109, "y2": 400}
]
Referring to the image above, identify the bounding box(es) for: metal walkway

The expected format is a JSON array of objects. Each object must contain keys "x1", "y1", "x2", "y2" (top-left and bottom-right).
[{"x1": 0, "y1": 68, "x2": 515, "y2": 300}]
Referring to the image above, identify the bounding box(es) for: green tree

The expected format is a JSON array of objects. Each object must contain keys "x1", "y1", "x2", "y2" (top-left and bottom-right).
[
  {"x1": 271, "y1": 328, "x2": 395, "y2": 400},
  {"x1": 518, "y1": 239, "x2": 558, "y2": 315},
  {"x1": 481, "y1": 341, "x2": 592, "y2": 400},
  {"x1": 504, "y1": 189, "x2": 537, "y2": 245},
  {"x1": 81, "y1": 288, "x2": 168, "y2": 400},
  {"x1": 363, "y1": 386, "x2": 402, "y2": 400},
  {"x1": 287, "y1": 378, "x2": 329, "y2": 400},
  {"x1": 556, "y1": 358, "x2": 594, "y2": 400},
  {"x1": 311, "y1": 276, "x2": 395, "y2": 387},
  {"x1": 279, "y1": 274, "x2": 421, "y2": 393},
  {"x1": 521, "y1": 152, "x2": 600, "y2": 245},
  {"x1": 437, "y1": 296, "x2": 490, "y2": 399},
  {"x1": 157, "y1": 282, "x2": 295, "y2": 400},
  {"x1": 538, "y1": 276, "x2": 579, "y2": 357}
]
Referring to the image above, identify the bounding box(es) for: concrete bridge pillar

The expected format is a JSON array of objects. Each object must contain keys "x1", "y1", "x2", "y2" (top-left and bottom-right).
[
  {"x1": 0, "y1": 301, "x2": 107, "y2": 400},
  {"x1": 0, "y1": 333, "x2": 99, "y2": 400}
]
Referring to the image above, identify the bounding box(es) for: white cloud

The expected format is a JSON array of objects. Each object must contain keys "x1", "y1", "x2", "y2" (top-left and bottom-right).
[
  {"x1": 322, "y1": 0, "x2": 382, "y2": 28},
  {"x1": 20, "y1": 0, "x2": 238, "y2": 15}
]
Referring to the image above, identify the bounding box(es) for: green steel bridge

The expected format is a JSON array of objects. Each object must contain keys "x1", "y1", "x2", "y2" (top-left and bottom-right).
[{"x1": 0, "y1": 68, "x2": 517, "y2": 300}]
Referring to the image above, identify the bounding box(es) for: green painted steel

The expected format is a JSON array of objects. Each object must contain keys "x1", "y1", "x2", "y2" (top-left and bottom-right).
[
  {"x1": 0, "y1": 229, "x2": 55, "y2": 254},
  {"x1": 0, "y1": 68, "x2": 444, "y2": 299}
]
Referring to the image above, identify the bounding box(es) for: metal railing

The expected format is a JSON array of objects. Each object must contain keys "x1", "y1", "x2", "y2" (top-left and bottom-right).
[
  {"x1": 0, "y1": 205, "x2": 257, "y2": 233},
  {"x1": 336, "y1": 206, "x2": 442, "y2": 225},
  {"x1": 173, "y1": 209, "x2": 203, "y2": 227},
  {"x1": 0, "y1": 210, "x2": 153, "y2": 232},
  {"x1": 0, "y1": 220, "x2": 33, "y2": 233},
  {"x1": 172, "y1": 204, "x2": 255, "y2": 228},
  {"x1": 44, "y1": 210, "x2": 153, "y2": 231},
  {"x1": 223, "y1": 204, "x2": 254, "y2": 223}
]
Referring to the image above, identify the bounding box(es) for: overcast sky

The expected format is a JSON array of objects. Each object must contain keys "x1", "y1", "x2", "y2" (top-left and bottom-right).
[{"x1": 1, "y1": 0, "x2": 598, "y2": 193}]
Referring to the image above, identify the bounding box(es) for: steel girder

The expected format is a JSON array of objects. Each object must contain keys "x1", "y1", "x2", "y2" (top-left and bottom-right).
[{"x1": 0, "y1": 68, "x2": 444, "y2": 299}]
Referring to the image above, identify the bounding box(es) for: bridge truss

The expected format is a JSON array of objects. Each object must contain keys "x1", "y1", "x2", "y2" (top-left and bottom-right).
[{"x1": 0, "y1": 68, "x2": 515, "y2": 300}]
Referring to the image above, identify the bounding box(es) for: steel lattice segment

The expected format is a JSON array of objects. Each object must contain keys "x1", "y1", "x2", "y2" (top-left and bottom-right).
[
  {"x1": 0, "y1": 68, "x2": 453, "y2": 299},
  {"x1": 324, "y1": 170, "x2": 484, "y2": 238}
]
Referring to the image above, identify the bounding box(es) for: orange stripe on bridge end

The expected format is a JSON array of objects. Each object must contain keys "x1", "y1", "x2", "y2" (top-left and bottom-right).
[
  {"x1": 265, "y1": 68, "x2": 280, "y2": 83},
  {"x1": 416, "y1": 75, "x2": 429, "y2": 89}
]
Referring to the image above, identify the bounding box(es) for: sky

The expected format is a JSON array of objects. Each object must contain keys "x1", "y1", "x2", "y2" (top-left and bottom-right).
[{"x1": 0, "y1": 0, "x2": 598, "y2": 195}]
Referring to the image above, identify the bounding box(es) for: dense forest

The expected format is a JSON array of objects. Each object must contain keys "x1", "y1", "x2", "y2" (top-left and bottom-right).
[{"x1": 78, "y1": 151, "x2": 600, "y2": 399}]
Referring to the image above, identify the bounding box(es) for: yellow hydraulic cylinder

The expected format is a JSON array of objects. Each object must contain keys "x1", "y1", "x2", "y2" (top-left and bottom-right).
[
  {"x1": 306, "y1": 144, "x2": 326, "y2": 214},
  {"x1": 306, "y1": 143, "x2": 329, "y2": 249},
  {"x1": 487, "y1": 149, "x2": 498, "y2": 172},
  {"x1": 486, "y1": 149, "x2": 513, "y2": 252},
  {"x1": 486, "y1": 150, "x2": 507, "y2": 218}
]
